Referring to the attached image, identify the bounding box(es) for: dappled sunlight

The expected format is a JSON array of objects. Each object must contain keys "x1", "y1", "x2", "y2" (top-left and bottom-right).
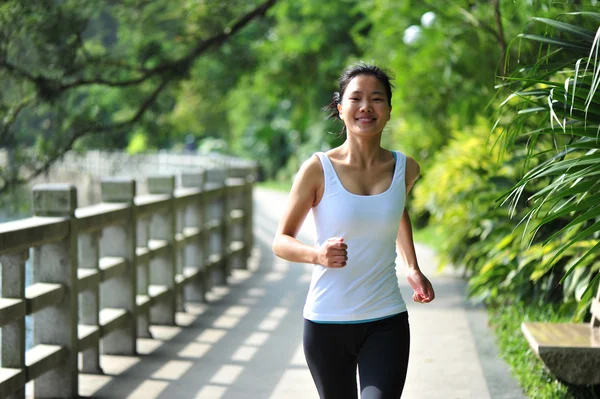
[
  {"x1": 269, "y1": 307, "x2": 289, "y2": 318},
  {"x1": 269, "y1": 369, "x2": 318, "y2": 399},
  {"x1": 258, "y1": 307, "x2": 289, "y2": 331},
  {"x1": 150, "y1": 324, "x2": 184, "y2": 341},
  {"x1": 126, "y1": 380, "x2": 169, "y2": 399},
  {"x1": 246, "y1": 287, "x2": 266, "y2": 296},
  {"x1": 209, "y1": 364, "x2": 245, "y2": 385},
  {"x1": 264, "y1": 271, "x2": 285, "y2": 282},
  {"x1": 231, "y1": 345, "x2": 259, "y2": 362},
  {"x1": 177, "y1": 342, "x2": 212, "y2": 359},
  {"x1": 269, "y1": 343, "x2": 317, "y2": 399},
  {"x1": 206, "y1": 286, "x2": 231, "y2": 302},
  {"x1": 98, "y1": 355, "x2": 141, "y2": 375},
  {"x1": 258, "y1": 318, "x2": 280, "y2": 331},
  {"x1": 78, "y1": 189, "x2": 318, "y2": 398},
  {"x1": 183, "y1": 302, "x2": 209, "y2": 316},
  {"x1": 194, "y1": 384, "x2": 227, "y2": 398},
  {"x1": 238, "y1": 296, "x2": 259, "y2": 305},
  {"x1": 177, "y1": 312, "x2": 199, "y2": 327},
  {"x1": 212, "y1": 314, "x2": 242, "y2": 329},
  {"x1": 274, "y1": 261, "x2": 290, "y2": 272},
  {"x1": 196, "y1": 328, "x2": 228, "y2": 344},
  {"x1": 151, "y1": 360, "x2": 194, "y2": 380},
  {"x1": 224, "y1": 305, "x2": 251, "y2": 317},
  {"x1": 137, "y1": 338, "x2": 165, "y2": 355},
  {"x1": 290, "y1": 343, "x2": 307, "y2": 367},
  {"x1": 244, "y1": 331, "x2": 270, "y2": 346},
  {"x1": 79, "y1": 373, "x2": 113, "y2": 395}
]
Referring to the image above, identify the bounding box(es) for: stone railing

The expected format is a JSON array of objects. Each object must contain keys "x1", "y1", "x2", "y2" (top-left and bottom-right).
[
  {"x1": 0, "y1": 167, "x2": 254, "y2": 398},
  {"x1": 0, "y1": 149, "x2": 256, "y2": 180}
]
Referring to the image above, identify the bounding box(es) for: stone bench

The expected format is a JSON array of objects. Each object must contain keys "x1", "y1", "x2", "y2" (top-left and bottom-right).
[{"x1": 521, "y1": 288, "x2": 600, "y2": 385}]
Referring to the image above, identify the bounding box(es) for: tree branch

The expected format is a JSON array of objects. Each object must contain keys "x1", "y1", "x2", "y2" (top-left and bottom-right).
[
  {"x1": 3, "y1": 0, "x2": 278, "y2": 94},
  {"x1": 0, "y1": 77, "x2": 170, "y2": 195},
  {"x1": 0, "y1": 97, "x2": 36, "y2": 145},
  {"x1": 0, "y1": 0, "x2": 279, "y2": 193}
]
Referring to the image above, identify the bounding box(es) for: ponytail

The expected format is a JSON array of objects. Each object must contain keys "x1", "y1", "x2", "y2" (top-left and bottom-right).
[{"x1": 322, "y1": 91, "x2": 341, "y2": 120}]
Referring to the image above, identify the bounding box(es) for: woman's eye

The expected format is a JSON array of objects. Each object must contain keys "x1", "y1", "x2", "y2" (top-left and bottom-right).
[
  {"x1": 373, "y1": 98, "x2": 383, "y2": 102},
  {"x1": 349, "y1": 98, "x2": 359, "y2": 101}
]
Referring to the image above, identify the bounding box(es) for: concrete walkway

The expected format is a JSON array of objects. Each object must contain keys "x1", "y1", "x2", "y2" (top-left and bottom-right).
[{"x1": 78, "y1": 188, "x2": 525, "y2": 399}]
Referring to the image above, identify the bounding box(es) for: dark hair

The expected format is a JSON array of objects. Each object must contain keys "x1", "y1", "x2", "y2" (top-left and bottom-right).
[{"x1": 323, "y1": 62, "x2": 394, "y2": 122}]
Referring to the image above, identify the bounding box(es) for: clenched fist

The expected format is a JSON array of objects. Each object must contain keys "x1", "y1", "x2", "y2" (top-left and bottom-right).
[{"x1": 317, "y1": 237, "x2": 348, "y2": 268}]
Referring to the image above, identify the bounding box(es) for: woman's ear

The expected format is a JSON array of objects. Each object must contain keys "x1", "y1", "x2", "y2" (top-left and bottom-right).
[{"x1": 337, "y1": 103, "x2": 342, "y2": 119}]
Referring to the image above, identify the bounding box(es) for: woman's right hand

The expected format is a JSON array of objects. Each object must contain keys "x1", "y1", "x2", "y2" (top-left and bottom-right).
[{"x1": 317, "y1": 237, "x2": 348, "y2": 268}]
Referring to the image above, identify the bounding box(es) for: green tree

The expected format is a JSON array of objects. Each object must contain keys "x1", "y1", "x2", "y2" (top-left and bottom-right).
[
  {"x1": 225, "y1": 0, "x2": 364, "y2": 180},
  {"x1": 0, "y1": 0, "x2": 278, "y2": 194},
  {"x1": 355, "y1": 0, "x2": 557, "y2": 165}
]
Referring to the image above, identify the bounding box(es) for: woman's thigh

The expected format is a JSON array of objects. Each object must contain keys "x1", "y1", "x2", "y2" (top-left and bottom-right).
[
  {"x1": 358, "y1": 312, "x2": 410, "y2": 399},
  {"x1": 303, "y1": 319, "x2": 360, "y2": 399}
]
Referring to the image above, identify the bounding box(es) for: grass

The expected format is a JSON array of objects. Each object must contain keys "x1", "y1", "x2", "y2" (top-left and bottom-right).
[
  {"x1": 256, "y1": 179, "x2": 292, "y2": 192},
  {"x1": 412, "y1": 223, "x2": 443, "y2": 251},
  {"x1": 488, "y1": 299, "x2": 599, "y2": 399}
]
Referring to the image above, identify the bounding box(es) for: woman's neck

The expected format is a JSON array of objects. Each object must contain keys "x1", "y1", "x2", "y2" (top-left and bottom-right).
[{"x1": 339, "y1": 134, "x2": 384, "y2": 167}]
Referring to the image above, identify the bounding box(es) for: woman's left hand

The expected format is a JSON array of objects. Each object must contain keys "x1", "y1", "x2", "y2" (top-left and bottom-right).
[{"x1": 406, "y1": 268, "x2": 435, "y2": 304}]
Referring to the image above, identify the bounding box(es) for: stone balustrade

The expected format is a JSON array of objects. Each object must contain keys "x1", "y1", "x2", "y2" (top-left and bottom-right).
[{"x1": 0, "y1": 167, "x2": 254, "y2": 398}]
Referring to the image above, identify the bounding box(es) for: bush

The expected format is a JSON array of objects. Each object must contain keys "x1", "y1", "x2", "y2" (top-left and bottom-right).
[{"x1": 412, "y1": 118, "x2": 600, "y2": 316}]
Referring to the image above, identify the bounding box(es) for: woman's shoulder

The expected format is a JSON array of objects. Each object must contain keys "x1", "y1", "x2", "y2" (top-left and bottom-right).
[
  {"x1": 294, "y1": 154, "x2": 324, "y2": 186},
  {"x1": 390, "y1": 149, "x2": 418, "y2": 167},
  {"x1": 398, "y1": 152, "x2": 420, "y2": 189},
  {"x1": 404, "y1": 154, "x2": 420, "y2": 174}
]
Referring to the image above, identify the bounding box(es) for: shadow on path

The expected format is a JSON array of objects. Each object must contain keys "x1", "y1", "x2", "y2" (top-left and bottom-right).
[
  {"x1": 79, "y1": 190, "x2": 319, "y2": 399},
  {"x1": 78, "y1": 188, "x2": 525, "y2": 399}
]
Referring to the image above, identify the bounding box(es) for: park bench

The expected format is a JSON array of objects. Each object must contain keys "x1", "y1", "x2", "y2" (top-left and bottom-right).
[{"x1": 521, "y1": 287, "x2": 600, "y2": 385}]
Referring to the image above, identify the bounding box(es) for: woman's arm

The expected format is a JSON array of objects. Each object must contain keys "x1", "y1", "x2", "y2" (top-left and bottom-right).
[
  {"x1": 272, "y1": 156, "x2": 347, "y2": 268},
  {"x1": 397, "y1": 156, "x2": 435, "y2": 303}
]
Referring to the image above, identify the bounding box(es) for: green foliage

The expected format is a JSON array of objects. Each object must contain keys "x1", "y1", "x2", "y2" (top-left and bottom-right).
[
  {"x1": 197, "y1": 137, "x2": 230, "y2": 154},
  {"x1": 225, "y1": 0, "x2": 358, "y2": 179},
  {"x1": 0, "y1": 0, "x2": 278, "y2": 193},
  {"x1": 412, "y1": 114, "x2": 600, "y2": 314},
  {"x1": 495, "y1": 10, "x2": 600, "y2": 310},
  {"x1": 127, "y1": 130, "x2": 148, "y2": 154},
  {"x1": 355, "y1": 1, "x2": 558, "y2": 165}
]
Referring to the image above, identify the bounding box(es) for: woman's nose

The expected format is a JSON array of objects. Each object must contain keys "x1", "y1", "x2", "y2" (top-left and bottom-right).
[{"x1": 359, "y1": 101, "x2": 372, "y2": 112}]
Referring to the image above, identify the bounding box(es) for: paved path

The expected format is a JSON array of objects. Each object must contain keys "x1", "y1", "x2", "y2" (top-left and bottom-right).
[{"x1": 78, "y1": 188, "x2": 525, "y2": 399}]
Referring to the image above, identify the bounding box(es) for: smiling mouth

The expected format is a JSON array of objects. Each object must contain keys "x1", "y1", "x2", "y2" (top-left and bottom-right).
[{"x1": 356, "y1": 117, "x2": 376, "y2": 122}]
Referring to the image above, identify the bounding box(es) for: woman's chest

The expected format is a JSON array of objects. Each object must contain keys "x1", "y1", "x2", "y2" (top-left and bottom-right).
[{"x1": 332, "y1": 164, "x2": 397, "y2": 196}]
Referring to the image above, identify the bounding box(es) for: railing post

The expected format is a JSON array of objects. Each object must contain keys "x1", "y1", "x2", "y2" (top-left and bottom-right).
[
  {"x1": 244, "y1": 167, "x2": 255, "y2": 261},
  {"x1": 135, "y1": 213, "x2": 152, "y2": 338},
  {"x1": 181, "y1": 172, "x2": 207, "y2": 302},
  {"x1": 205, "y1": 168, "x2": 228, "y2": 286},
  {"x1": 77, "y1": 231, "x2": 104, "y2": 374},
  {"x1": 0, "y1": 250, "x2": 28, "y2": 399},
  {"x1": 175, "y1": 186, "x2": 186, "y2": 312},
  {"x1": 31, "y1": 184, "x2": 78, "y2": 398},
  {"x1": 147, "y1": 176, "x2": 177, "y2": 325},
  {"x1": 222, "y1": 170, "x2": 232, "y2": 279},
  {"x1": 100, "y1": 178, "x2": 137, "y2": 355}
]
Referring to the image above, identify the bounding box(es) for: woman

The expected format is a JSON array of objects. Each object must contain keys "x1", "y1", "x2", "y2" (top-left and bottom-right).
[{"x1": 272, "y1": 62, "x2": 435, "y2": 399}]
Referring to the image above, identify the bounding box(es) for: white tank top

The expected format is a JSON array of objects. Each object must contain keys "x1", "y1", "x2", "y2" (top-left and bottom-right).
[{"x1": 303, "y1": 151, "x2": 408, "y2": 322}]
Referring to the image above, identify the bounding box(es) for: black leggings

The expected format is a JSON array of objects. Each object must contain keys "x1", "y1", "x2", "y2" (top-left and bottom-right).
[{"x1": 303, "y1": 312, "x2": 410, "y2": 399}]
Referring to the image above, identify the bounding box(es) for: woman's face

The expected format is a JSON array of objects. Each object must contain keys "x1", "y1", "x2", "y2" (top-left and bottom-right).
[{"x1": 337, "y1": 74, "x2": 391, "y2": 137}]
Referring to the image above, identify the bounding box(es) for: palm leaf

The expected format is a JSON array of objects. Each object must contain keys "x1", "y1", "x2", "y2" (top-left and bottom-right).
[
  {"x1": 497, "y1": 12, "x2": 600, "y2": 304},
  {"x1": 532, "y1": 17, "x2": 597, "y2": 41}
]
